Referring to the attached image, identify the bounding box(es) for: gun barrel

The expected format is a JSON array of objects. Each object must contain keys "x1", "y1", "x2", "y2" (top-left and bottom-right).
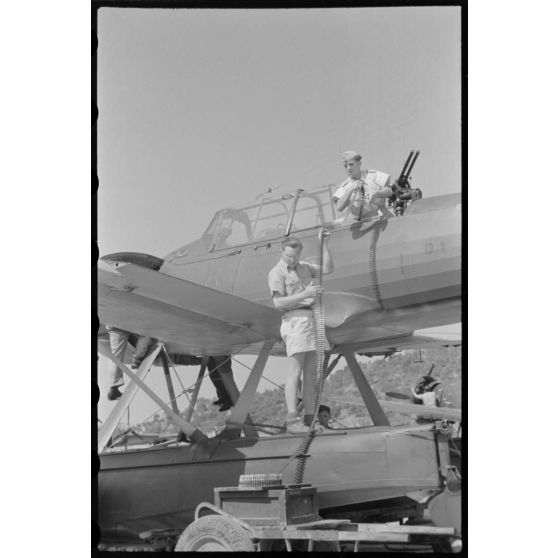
[
  {"x1": 405, "y1": 150, "x2": 420, "y2": 179},
  {"x1": 398, "y1": 150, "x2": 415, "y2": 182}
]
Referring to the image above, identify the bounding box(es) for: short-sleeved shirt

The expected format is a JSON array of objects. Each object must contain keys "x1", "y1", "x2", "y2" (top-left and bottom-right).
[
  {"x1": 268, "y1": 259, "x2": 318, "y2": 304},
  {"x1": 333, "y1": 169, "x2": 391, "y2": 219},
  {"x1": 268, "y1": 258, "x2": 330, "y2": 356}
]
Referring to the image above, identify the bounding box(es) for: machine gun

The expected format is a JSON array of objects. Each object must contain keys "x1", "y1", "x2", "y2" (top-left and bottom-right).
[{"x1": 389, "y1": 150, "x2": 423, "y2": 216}]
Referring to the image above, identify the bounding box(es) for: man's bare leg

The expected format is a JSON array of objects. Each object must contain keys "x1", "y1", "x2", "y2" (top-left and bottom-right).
[
  {"x1": 285, "y1": 353, "x2": 310, "y2": 433},
  {"x1": 302, "y1": 351, "x2": 317, "y2": 425},
  {"x1": 286, "y1": 353, "x2": 304, "y2": 415}
]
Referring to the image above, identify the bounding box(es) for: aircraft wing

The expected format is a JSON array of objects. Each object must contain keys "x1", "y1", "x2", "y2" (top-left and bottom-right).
[
  {"x1": 338, "y1": 333, "x2": 461, "y2": 355},
  {"x1": 98, "y1": 262, "x2": 282, "y2": 355},
  {"x1": 98, "y1": 263, "x2": 460, "y2": 357},
  {"x1": 331, "y1": 396, "x2": 462, "y2": 420}
]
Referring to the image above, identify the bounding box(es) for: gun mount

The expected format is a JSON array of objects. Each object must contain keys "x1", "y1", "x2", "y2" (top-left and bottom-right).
[{"x1": 389, "y1": 150, "x2": 423, "y2": 216}]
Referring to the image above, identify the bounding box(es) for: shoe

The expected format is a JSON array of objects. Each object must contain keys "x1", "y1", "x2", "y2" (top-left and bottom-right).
[
  {"x1": 286, "y1": 419, "x2": 310, "y2": 434},
  {"x1": 218, "y1": 401, "x2": 233, "y2": 412},
  {"x1": 107, "y1": 387, "x2": 123, "y2": 401},
  {"x1": 130, "y1": 354, "x2": 145, "y2": 369},
  {"x1": 212, "y1": 398, "x2": 225, "y2": 407}
]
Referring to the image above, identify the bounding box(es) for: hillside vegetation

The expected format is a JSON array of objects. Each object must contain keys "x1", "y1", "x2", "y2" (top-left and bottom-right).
[{"x1": 120, "y1": 346, "x2": 461, "y2": 437}]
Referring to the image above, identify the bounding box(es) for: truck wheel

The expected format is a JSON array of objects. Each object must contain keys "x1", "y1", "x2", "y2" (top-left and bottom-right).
[{"x1": 174, "y1": 515, "x2": 255, "y2": 552}]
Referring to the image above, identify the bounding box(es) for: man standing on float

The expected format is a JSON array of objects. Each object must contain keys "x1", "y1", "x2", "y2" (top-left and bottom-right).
[{"x1": 268, "y1": 230, "x2": 333, "y2": 433}]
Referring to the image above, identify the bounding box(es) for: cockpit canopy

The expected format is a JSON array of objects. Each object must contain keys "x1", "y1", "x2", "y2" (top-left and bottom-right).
[{"x1": 205, "y1": 185, "x2": 338, "y2": 252}]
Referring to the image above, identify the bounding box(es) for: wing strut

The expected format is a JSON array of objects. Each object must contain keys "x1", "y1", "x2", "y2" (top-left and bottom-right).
[
  {"x1": 342, "y1": 351, "x2": 390, "y2": 426},
  {"x1": 98, "y1": 341, "x2": 208, "y2": 452},
  {"x1": 183, "y1": 357, "x2": 209, "y2": 423},
  {"x1": 97, "y1": 342, "x2": 162, "y2": 453},
  {"x1": 212, "y1": 359, "x2": 259, "y2": 438},
  {"x1": 178, "y1": 354, "x2": 258, "y2": 438},
  {"x1": 224, "y1": 340, "x2": 275, "y2": 435},
  {"x1": 296, "y1": 352, "x2": 342, "y2": 414},
  {"x1": 160, "y1": 350, "x2": 180, "y2": 416}
]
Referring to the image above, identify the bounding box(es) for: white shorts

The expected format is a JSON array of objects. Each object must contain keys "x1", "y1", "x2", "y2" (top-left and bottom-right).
[{"x1": 280, "y1": 309, "x2": 330, "y2": 357}]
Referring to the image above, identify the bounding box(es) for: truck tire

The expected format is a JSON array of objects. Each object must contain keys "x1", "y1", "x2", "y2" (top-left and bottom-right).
[{"x1": 174, "y1": 515, "x2": 255, "y2": 552}]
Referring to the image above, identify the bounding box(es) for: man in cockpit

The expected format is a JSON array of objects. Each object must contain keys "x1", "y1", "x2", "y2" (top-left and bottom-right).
[{"x1": 333, "y1": 150, "x2": 393, "y2": 222}]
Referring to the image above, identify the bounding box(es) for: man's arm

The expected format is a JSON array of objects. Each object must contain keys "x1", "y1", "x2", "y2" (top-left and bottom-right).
[
  {"x1": 370, "y1": 172, "x2": 393, "y2": 201},
  {"x1": 321, "y1": 232, "x2": 334, "y2": 275},
  {"x1": 333, "y1": 183, "x2": 357, "y2": 212},
  {"x1": 269, "y1": 268, "x2": 317, "y2": 310},
  {"x1": 272, "y1": 287, "x2": 319, "y2": 311},
  {"x1": 304, "y1": 232, "x2": 334, "y2": 276},
  {"x1": 372, "y1": 186, "x2": 393, "y2": 199}
]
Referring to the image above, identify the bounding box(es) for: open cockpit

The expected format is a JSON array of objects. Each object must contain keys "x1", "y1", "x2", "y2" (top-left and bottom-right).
[{"x1": 208, "y1": 186, "x2": 338, "y2": 252}]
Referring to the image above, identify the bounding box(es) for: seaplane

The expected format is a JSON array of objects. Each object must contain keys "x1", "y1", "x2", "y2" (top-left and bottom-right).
[{"x1": 96, "y1": 151, "x2": 462, "y2": 551}]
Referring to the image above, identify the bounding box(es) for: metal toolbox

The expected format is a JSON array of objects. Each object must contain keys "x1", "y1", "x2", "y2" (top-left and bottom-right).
[{"x1": 214, "y1": 485, "x2": 319, "y2": 526}]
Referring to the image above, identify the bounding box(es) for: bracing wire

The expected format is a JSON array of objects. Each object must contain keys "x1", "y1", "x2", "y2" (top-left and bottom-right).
[{"x1": 129, "y1": 343, "x2": 252, "y2": 429}]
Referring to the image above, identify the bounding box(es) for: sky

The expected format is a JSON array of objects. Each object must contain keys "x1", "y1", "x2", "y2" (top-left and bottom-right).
[{"x1": 97, "y1": 6, "x2": 461, "y2": 424}]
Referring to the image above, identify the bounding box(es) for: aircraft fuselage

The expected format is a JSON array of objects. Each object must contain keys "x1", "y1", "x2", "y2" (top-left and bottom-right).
[{"x1": 159, "y1": 192, "x2": 461, "y2": 349}]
